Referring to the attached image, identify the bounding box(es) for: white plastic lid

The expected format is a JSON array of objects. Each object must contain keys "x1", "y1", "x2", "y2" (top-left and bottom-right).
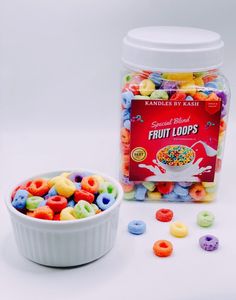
[{"x1": 122, "y1": 26, "x2": 224, "y2": 72}]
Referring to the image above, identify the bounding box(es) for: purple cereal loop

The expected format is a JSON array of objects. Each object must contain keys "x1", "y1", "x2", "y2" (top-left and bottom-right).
[
  {"x1": 68, "y1": 172, "x2": 91, "y2": 183},
  {"x1": 216, "y1": 91, "x2": 227, "y2": 105},
  {"x1": 221, "y1": 103, "x2": 227, "y2": 118},
  {"x1": 199, "y1": 235, "x2": 219, "y2": 251},
  {"x1": 160, "y1": 81, "x2": 178, "y2": 95}
]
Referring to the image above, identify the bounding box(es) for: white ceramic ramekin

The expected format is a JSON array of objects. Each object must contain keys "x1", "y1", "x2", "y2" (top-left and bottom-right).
[{"x1": 5, "y1": 170, "x2": 123, "y2": 267}]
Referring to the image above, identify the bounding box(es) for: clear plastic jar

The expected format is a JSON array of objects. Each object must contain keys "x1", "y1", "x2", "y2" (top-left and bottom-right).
[{"x1": 120, "y1": 27, "x2": 230, "y2": 202}]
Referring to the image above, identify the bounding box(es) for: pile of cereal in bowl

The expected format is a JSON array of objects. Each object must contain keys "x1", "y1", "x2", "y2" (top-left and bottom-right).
[
  {"x1": 157, "y1": 145, "x2": 195, "y2": 167},
  {"x1": 11, "y1": 171, "x2": 118, "y2": 221}
]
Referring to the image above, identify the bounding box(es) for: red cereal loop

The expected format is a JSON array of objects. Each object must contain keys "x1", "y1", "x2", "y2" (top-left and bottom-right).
[
  {"x1": 156, "y1": 209, "x2": 173, "y2": 222},
  {"x1": 11, "y1": 180, "x2": 33, "y2": 200},
  {"x1": 170, "y1": 92, "x2": 186, "y2": 101},
  {"x1": 81, "y1": 176, "x2": 99, "y2": 194},
  {"x1": 74, "y1": 189, "x2": 95, "y2": 204},
  {"x1": 21, "y1": 180, "x2": 33, "y2": 191},
  {"x1": 28, "y1": 179, "x2": 49, "y2": 196},
  {"x1": 156, "y1": 182, "x2": 174, "y2": 194},
  {"x1": 121, "y1": 128, "x2": 130, "y2": 144},
  {"x1": 33, "y1": 206, "x2": 54, "y2": 220},
  {"x1": 46, "y1": 196, "x2": 68, "y2": 213},
  {"x1": 215, "y1": 158, "x2": 222, "y2": 172},
  {"x1": 53, "y1": 214, "x2": 61, "y2": 221},
  {"x1": 153, "y1": 240, "x2": 173, "y2": 257}
]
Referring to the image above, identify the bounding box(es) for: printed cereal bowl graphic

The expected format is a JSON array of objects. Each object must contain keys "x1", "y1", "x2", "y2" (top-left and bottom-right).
[{"x1": 157, "y1": 145, "x2": 195, "y2": 172}]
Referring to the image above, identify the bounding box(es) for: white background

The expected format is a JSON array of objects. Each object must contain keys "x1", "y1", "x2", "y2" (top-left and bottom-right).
[{"x1": 0, "y1": 0, "x2": 236, "y2": 299}]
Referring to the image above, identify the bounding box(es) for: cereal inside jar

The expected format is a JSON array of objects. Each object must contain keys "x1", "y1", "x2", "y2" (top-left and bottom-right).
[{"x1": 120, "y1": 27, "x2": 230, "y2": 202}]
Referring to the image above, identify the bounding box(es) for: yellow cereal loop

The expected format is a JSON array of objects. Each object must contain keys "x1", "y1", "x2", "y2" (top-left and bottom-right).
[
  {"x1": 180, "y1": 80, "x2": 196, "y2": 96},
  {"x1": 147, "y1": 191, "x2": 162, "y2": 200},
  {"x1": 203, "y1": 193, "x2": 216, "y2": 202},
  {"x1": 194, "y1": 77, "x2": 204, "y2": 87},
  {"x1": 48, "y1": 176, "x2": 64, "y2": 188},
  {"x1": 218, "y1": 134, "x2": 224, "y2": 145},
  {"x1": 202, "y1": 182, "x2": 216, "y2": 188},
  {"x1": 55, "y1": 178, "x2": 76, "y2": 198},
  {"x1": 170, "y1": 221, "x2": 188, "y2": 238},
  {"x1": 165, "y1": 72, "x2": 193, "y2": 81},
  {"x1": 91, "y1": 175, "x2": 105, "y2": 185},
  {"x1": 139, "y1": 79, "x2": 155, "y2": 96},
  {"x1": 60, "y1": 207, "x2": 76, "y2": 221}
]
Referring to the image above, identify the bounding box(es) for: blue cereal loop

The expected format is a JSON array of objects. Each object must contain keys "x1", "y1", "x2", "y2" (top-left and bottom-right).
[
  {"x1": 173, "y1": 184, "x2": 189, "y2": 197},
  {"x1": 135, "y1": 185, "x2": 147, "y2": 201},
  {"x1": 162, "y1": 191, "x2": 179, "y2": 201},
  {"x1": 128, "y1": 220, "x2": 146, "y2": 235},
  {"x1": 48, "y1": 186, "x2": 57, "y2": 197},
  {"x1": 122, "y1": 109, "x2": 131, "y2": 121},
  {"x1": 178, "y1": 182, "x2": 192, "y2": 188},
  {"x1": 124, "y1": 119, "x2": 131, "y2": 130},
  {"x1": 12, "y1": 189, "x2": 29, "y2": 210},
  {"x1": 178, "y1": 194, "x2": 192, "y2": 202},
  {"x1": 67, "y1": 199, "x2": 76, "y2": 208},
  {"x1": 75, "y1": 182, "x2": 81, "y2": 190},
  {"x1": 38, "y1": 199, "x2": 47, "y2": 207},
  {"x1": 148, "y1": 73, "x2": 162, "y2": 88},
  {"x1": 205, "y1": 82, "x2": 218, "y2": 89},
  {"x1": 185, "y1": 96, "x2": 193, "y2": 101},
  {"x1": 96, "y1": 193, "x2": 116, "y2": 210},
  {"x1": 121, "y1": 91, "x2": 134, "y2": 109}
]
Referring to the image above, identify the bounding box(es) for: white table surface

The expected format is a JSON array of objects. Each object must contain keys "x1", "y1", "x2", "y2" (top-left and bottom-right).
[{"x1": 0, "y1": 126, "x2": 236, "y2": 300}]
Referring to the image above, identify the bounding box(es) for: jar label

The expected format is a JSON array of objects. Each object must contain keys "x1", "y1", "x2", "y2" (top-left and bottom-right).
[{"x1": 129, "y1": 99, "x2": 221, "y2": 182}]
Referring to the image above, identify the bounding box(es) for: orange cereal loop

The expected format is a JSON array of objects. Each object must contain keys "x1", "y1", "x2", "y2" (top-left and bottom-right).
[
  {"x1": 219, "y1": 119, "x2": 226, "y2": 134},
  {"x1": 96, "y1": 209, "x2": 102, "y2": 214},
  {"x1": 121, "y1": 128, "x2": 130, "y2": 144},
  {"x1": 189, "y1": 183, "x2": 206, "y2": 201},
  {"x1": 26, "y1": 211, "x2": 35, "y2": 217},
  {"x1": 33, "y1": 206, "x2": 54, "y2": 220},
  {"x1": 81, "y1": 176, "x2": 99, "y2": 194},
  {"x1": 122, "y1": 161, "x2": 129, "y2": 177},
  {"x1": 123, "y1": 154, "x2": 130, "y2": 164},
  {"x1": 193, "y1": 92, "x2": 207, "y2": 101},
  {"x1": 121, "y1": 142, "x2": 130, "y2": 155},
  {"x1": 153, "y1": 240, "x2": 173, "y2": 257},
  {"x1": 122, "y1": 183, "x2": 134, "y2": 193},
  {"x1": 28, "y1": 178, "x2": 49, "y2": 196},
  {"x1": 207, "y1": 92, "x2": 219, "y2": 101}
]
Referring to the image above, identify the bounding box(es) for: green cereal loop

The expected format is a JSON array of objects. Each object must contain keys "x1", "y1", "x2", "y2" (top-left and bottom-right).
[
  {"x1": 26, "y1": 196, "x2": 44, "y2": 211},
  {"x1": 73, "y1": 200, "x2": 95, "y2": 219},
  {"x1": 124, "y1": 191, "x2": 135, "y2": 200},
  {"x1": 197, "y1": 211, "x2": 215, "y2": 227},
  {"x1": 123, "y1": 73, "x2": 133, "y2": 85},
  {"x1": 134, "y1": 95, "x2": 150, "y2": 100},
  {"x1": 217, "y1": 144, "x2": 223, "y2": 157},
  {"x1": 98, "y1": 182, "x2": 117, "y2": 198},
  {"x1": 150, "y1": 90, "x2": 169, "y2": 100},
  {"x1": 142, "y1": 181, "x2": 156, "y2": 191}
]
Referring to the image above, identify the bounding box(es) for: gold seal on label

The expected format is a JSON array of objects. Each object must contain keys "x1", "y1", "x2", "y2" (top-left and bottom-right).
[{"x1": 131, "y1": 147, "x2": 147, "y2": 162}]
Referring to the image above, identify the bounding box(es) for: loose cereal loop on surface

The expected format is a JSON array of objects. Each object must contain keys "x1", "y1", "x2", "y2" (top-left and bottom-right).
[
  {"x1": 156, "y1": 209, "x2": 173, "y2": 222},
  {"x1": 153, "y1": 240, "x2": 173, "y2": 257},
  {"x1": 170, "y1": 221, "x2": 188, "y2": 238}
]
